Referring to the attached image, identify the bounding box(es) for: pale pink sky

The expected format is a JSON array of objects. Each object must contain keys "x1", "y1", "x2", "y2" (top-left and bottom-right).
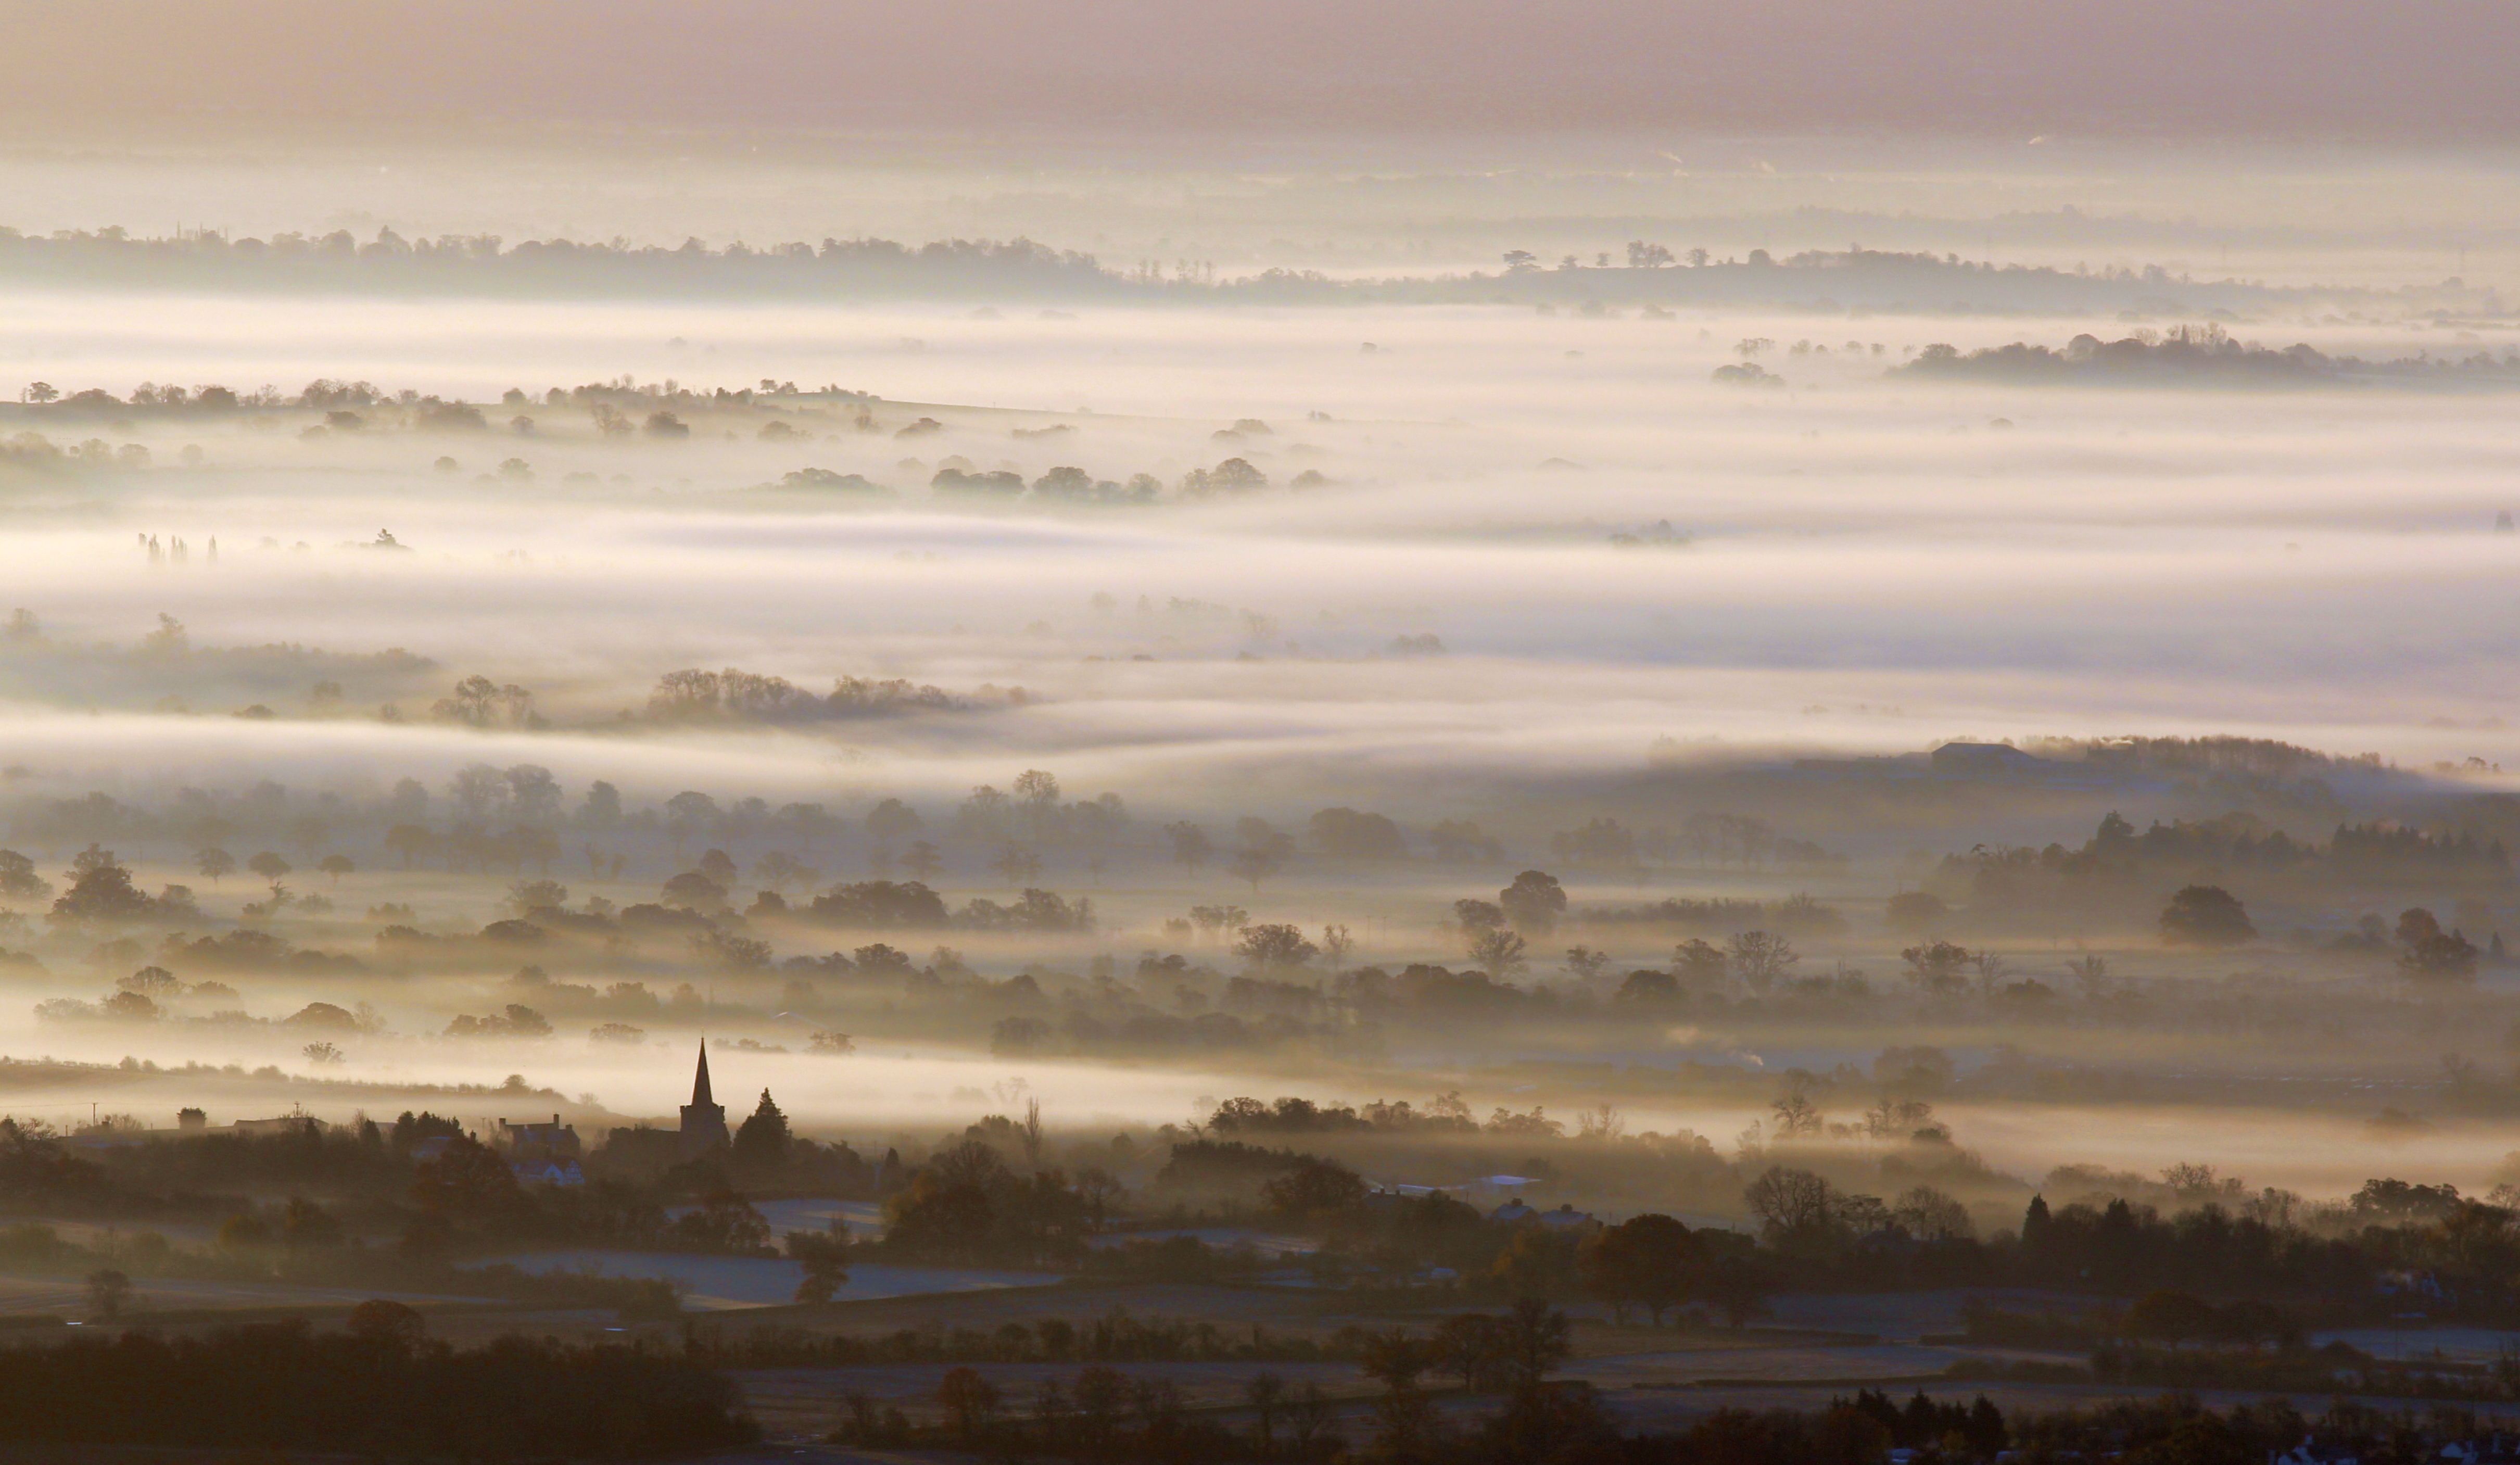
[{"x1": 15, "y1": 0, "x2": 2518, "y2": 139}]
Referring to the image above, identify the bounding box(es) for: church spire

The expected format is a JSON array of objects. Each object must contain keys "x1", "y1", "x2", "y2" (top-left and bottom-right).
[{"x1": 679, "y1": 1040, "x2": 729, "y2": 1157}]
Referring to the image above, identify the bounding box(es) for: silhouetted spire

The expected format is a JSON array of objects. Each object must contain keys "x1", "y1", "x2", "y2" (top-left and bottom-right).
[{"x1": 678, "y1": 1041, "x2": 729, "y2": 1157}]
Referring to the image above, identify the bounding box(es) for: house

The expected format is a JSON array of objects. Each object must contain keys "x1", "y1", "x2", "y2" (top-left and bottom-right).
[
  {"x1": 1858, "y1": 1227, "x2": 1921, "y2": 1254},
  {"x1": 66, "y1": 1107, "x2": 328, "y2": 1155},
  {"x1": 1491, "y1": 1197, "x2": 1597, "y2": 1229},
  {"x1": 495, "y1": 1114, "x2": 584, "y2": 1183},
  {"x1": 494, "y1": 1114, "x2": 582, "y2": 1165}
]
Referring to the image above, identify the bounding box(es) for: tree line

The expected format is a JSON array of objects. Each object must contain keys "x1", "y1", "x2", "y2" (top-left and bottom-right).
[{"x1": 0, "y1": 1312, "x2": 754, "y2": 1457}]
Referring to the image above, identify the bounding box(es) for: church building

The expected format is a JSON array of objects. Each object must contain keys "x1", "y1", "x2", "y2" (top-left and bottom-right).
[{"x1": 679, "y1": 1042, "x2": 730, "y2": 1156}]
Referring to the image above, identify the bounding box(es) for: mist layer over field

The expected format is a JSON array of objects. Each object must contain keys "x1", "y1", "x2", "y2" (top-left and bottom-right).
[
  {"x1": 3, "y1": 294, "x2": 2515, "y2": 793},
  {"x1": 3, "y1": 135, "x2": 2519, "y2": 1228}
]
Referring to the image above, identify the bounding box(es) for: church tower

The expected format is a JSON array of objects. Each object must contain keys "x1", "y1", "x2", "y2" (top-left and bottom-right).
[{"x1": 678, "y1": 1042, "x2": 729, "y2": 1156}]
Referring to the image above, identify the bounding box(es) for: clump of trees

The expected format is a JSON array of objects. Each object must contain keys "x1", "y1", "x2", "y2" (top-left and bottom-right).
[
  {"x1": 646, "y1": 667, "x2": 982, "y2": 723},
  {"x1": 2158, "y1": 884, "x2": 2256, "y2": 946},
  {"x1": 880, "y1": 1133, "x2": 1107, "y2": 1268},
  {"x1": 1894, "y1": 323, "x2": 2520, "y2": 387},
  {"x1": 693, "y1": 1312, "x2": 1345, "y2": 1370}
]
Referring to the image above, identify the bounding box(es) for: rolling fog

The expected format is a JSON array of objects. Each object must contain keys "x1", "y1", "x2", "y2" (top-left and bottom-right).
[
  {"x1": 0, "y1": 133, "x2": 2517, "y2": 1219},
  {"x1": 1, "y1": 293, "x2": 2514, "y2": 786}
]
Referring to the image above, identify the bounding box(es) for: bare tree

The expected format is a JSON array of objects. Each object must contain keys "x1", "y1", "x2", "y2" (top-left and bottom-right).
[
  {"x1": 1892, "y1": 1186, "x2": 1972, "y2": 1241},
  {"x1": 1465, "y1": 927, "x2": 1528, "y2": 978},
  {"x1": 1769, "y1": 1073, "x2": 1824, "y2": 1138},
  {"x1": 1019, "y1": 1098, "x2": 1044, "y2": 1171},
  {"x1": 1245, "y1": 1372, "x2": 1286, "y2": 1456},
  {"x1": 1726, "y1": 930, "x2": 1798, "y2": 994},
  {"x1": 1742, "y1": 1165, "x2": 1837, "y2": 1239},
  {"x1": 1575, "y1": 1101, "x2": 1625, "y2": 1140}
]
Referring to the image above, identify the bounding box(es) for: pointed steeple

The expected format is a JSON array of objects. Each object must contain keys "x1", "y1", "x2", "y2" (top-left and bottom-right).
[{"x1": 679, "y1": 1041, "x2": 729, "y2": 1157}]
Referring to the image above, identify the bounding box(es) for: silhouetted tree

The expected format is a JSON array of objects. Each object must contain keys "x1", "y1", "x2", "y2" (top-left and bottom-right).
[{"x1": 2159, "y1": 885, "x2": 2255, "y2": 946}]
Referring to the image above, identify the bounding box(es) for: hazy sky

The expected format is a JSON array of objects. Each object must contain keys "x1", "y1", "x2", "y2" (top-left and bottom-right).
[{"x1": 11, "y1": 1, "x2": 2520, "y2": 141}]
